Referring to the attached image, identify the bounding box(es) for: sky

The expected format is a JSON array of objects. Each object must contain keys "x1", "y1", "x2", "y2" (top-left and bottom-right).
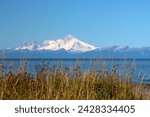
[{"x1": 0, "y1": 0, "x2": 150, "y2": 49}]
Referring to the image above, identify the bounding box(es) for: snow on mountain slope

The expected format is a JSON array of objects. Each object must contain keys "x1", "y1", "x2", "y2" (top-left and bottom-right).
[
  {"x1": 15, "y1": 35, "x2": 97, "y2": 52},
  {"x1": 15, "y1": 41, "x2": 40, "y2": 50}
]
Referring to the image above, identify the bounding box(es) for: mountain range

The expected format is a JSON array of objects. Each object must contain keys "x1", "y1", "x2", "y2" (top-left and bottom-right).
[{"x1": 1, "y1": 35, "x2": 150, "y2": 58}]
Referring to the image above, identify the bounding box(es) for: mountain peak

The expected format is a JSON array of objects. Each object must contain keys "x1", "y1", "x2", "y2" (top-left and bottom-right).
[
  {"x1": 64, "y1": 35, "x2": 78, "y2": 42},
  {"x1": 15, "y1": 35, "x2": 97, "y2": 52}
]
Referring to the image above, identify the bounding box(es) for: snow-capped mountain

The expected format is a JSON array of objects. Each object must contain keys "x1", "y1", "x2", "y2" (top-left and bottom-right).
[
  {"x1": 2, "y1": 35, "x2": 150, "y2": 58},
  {"x1": 15, "y1": 35, "x2": 97, "y2": 52}
]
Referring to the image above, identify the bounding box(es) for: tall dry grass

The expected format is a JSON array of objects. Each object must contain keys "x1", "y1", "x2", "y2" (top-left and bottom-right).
[{"x1": 0, "y1": 59, "x2": 150, "y2": 100}]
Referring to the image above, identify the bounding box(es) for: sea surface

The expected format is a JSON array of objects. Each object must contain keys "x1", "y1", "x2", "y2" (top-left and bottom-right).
[{"x1": 1, "y1": 58, "x2": 150, "y2": 84}]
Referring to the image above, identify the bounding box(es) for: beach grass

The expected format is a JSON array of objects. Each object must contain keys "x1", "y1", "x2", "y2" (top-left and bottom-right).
[{"x1": 0, "y1": 59, "x2": 149, "y2": 100}]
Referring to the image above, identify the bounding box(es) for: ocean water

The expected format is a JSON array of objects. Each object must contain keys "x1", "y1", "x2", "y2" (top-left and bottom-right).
[{"x1": 1, "y1": 59, "x2": 150, "y2": 84}]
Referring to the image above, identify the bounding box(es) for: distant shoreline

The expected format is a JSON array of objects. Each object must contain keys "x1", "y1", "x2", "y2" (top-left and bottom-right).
[{"x1": 2, "y1": 58, "x2": 150, "y2": 61}]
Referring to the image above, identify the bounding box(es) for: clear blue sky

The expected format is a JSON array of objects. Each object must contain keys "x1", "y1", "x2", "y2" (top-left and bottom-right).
[{"x1": 0, "y1": 0, "x2": 150, "y2": 49}]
